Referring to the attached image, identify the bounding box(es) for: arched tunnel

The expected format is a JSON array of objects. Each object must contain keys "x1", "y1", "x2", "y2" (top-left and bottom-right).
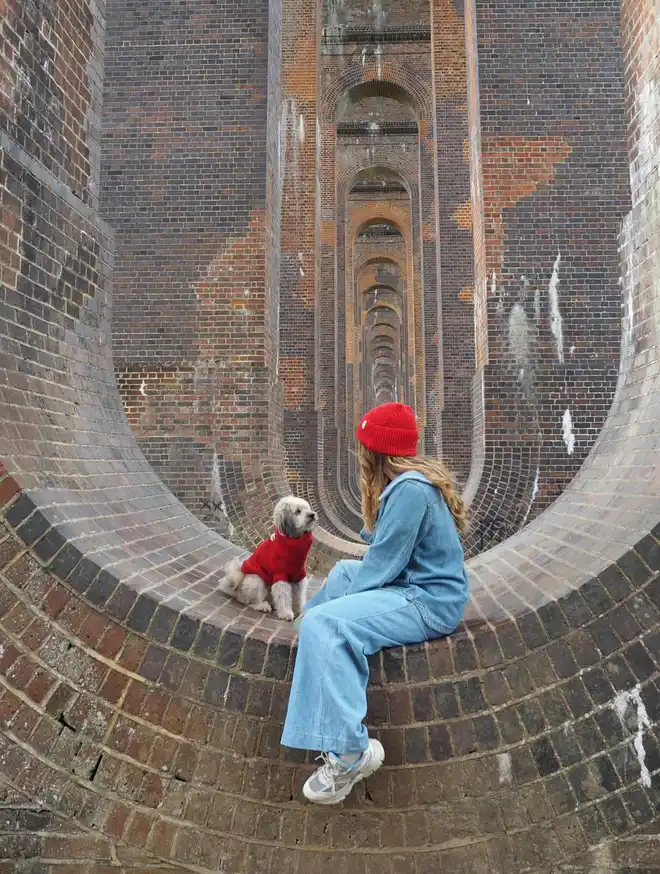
[{"x1": 0, "y1": 0, "x2": 658, "y2": 871}]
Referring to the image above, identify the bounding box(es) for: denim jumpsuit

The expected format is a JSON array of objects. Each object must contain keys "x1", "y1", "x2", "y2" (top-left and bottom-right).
[{"x1": 281, "y1": 471, "x2": 469, "y2": 754}]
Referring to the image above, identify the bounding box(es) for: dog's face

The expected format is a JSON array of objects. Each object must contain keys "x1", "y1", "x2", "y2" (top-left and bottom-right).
[{"x1": 274, "y1": 496, "x2": 317, "y2": 538}]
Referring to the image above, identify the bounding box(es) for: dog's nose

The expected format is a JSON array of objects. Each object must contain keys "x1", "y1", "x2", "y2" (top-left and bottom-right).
[{"x1": 308, "y1": 511, "x2": 317, "y2": 520}]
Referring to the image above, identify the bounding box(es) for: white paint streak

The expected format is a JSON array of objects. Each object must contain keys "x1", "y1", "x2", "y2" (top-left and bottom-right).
[
  {"x1": 298, "y1": 252, "x2": 305, "y2": 277},
  {"x1": 534, "y1": 284, "x2": 541, "y2": 323},
  {"x1": 491, "y1": 273, "x2": 505, "y2": 317},
  {"x1": 298, "y1": 113, "x2": 305, "y2": 146},
  {"x1": 139, "y1": 379, "x2": 147, "y2": 397},
  {"x1": 625, "y1": 272, "x2": 635, "y2": 354},
  {"x1": 520, "y1": 466, "x2": 541, "y2": 528},
  {"x1": 211, "y1": 451, "x2": 235, "y2": 537},
  {"x1": 371, "y1": 0, "x2": 385, "y2": 29},
  {"x1": 531, "y1": 468, "x2": 540, "y2": 502},
  {"x1": 508, "y1": 302, "x2": 530, "y2": 368},
  {"x1": 497, "y1": 753, "x2": 512, "y2": 785},
  {"x1": 548, "y1": 252, "x2": 564, "y2": 363},
  {"x1": 562, "y1": 408, "x2": 575, "y2": 455},
  {"x1": 613, "y1": 685, "x2": 653, "y2": 788},
  {"x1": 374, "y1": 44, "x2": 382, "y2": 79}
]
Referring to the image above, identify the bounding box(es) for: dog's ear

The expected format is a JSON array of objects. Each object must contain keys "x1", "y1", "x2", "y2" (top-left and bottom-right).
[
  {"x1": 274, "y1": 499, "x2": 296, "y2": 537},
  {"x1": 273, "y1": 500, "x2": 285, "y2": 533},
  {"x1": 279, "y1": 506, "x2": 299, "y2": 538}
]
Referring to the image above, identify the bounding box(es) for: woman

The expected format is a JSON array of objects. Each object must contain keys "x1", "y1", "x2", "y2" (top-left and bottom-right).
[{"x1": 281, "y1": 402, "x2": 469, "y2": 805}]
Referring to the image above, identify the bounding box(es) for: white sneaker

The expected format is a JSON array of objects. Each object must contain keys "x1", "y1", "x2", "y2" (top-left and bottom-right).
[{"x1": 302, "y1": 739, "x2": 385, "y2": 805}]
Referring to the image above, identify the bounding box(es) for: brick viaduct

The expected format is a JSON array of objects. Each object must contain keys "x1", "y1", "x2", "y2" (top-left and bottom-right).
[{"x1": 0, "y1": 0, "x2": 658, "y2": 871}]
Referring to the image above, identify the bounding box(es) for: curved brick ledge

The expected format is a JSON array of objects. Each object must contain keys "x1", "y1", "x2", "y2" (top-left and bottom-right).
[{"x1": 0, "y1": 495, "x2": 658, "y2": 872}]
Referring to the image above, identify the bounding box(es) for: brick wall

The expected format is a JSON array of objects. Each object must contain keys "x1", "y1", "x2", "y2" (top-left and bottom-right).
[
  {"x1": 103, "y1": 0, "x2": 287, "y2": 547},
  {"x1": 462, "y1": 0, "x2": 631, "y2": 555},
  {"x1": 96, "y1": 0, "x2": 631, "y2": 560}
]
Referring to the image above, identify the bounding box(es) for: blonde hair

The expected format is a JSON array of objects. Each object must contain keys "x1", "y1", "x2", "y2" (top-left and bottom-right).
[{"x1": 357, "y1": 442, "x2": 468, "y2": 534}]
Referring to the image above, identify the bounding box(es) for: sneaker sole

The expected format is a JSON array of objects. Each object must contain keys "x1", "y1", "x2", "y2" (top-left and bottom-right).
[{"x1": 303, "y1": 739, "x2": 385, "y2": 806}]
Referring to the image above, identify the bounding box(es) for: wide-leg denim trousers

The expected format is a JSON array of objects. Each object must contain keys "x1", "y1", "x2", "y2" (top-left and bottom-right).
[{"x1": 280, "y1": 560, "x2": 434, "y2": 754}]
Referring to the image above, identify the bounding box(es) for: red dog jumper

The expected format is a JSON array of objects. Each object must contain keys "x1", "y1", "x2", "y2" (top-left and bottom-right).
[{"x1": 241, "y1": 531, "x2": 313, "y2": 585}]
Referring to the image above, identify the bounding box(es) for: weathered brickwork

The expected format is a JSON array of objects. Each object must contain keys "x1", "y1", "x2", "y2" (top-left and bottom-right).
[
  {"x1": 0, "y1": 0, "x2": 659, "y2": 870},
  {"x1": 462, "y1": 1, "x2": 631, "y2": 555},
  {"x1": 100, "y1": 0, "x2": 631, "y2": 555},
  {"x1": 102, "y1": 0, "x2": 288, "y2": 549},
  {"x1": 0, "y1": 471, "x2": 657, "y2": 872}
]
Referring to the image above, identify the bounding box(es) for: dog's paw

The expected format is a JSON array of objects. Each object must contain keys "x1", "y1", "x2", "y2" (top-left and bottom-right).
[
  {"x1": 254, "y1": 601, "x2": 272, "y2": 613},
  {"x1": 276, "y1": 609, "x2": 295, "y2": 622}
]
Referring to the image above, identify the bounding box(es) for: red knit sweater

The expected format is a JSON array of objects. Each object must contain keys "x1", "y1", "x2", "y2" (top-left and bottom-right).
[{"x1": 241, "y1": 530, "x2": 313, "y2": 586}]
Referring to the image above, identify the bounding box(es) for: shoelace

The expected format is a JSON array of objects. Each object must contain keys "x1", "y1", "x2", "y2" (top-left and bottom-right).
[{"x1": 315, "y1": 753, "x2": 347, "y2": 788}]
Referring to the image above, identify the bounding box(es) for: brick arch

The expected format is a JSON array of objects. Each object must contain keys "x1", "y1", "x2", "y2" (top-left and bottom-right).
[
  {"x1": 323, "y1": 63, "x2": 434, "y2": 123},
  {"x1": 363, "y1": 293, "x2": 403, "y2": 311},
  {"x1": 337, "y1": 80, "x2": 418, "y2": 118},
  {"x1": 365, "y1": 308, "x2": 403, "y2": 327},
  {"x1": 366, "y1": 318, "x2": 401, "y2": 338},
  {"x1": 347, "y1": 200, "x2": 416, "y2": 429},
  {"x1": 364, "y1": 307, "x2": 401, "y2": 339},
  {"x1": 358, "y1": 255, "x2": 405, "y2": 275},
  {"x1": 362, "y1": 282, "x2": 402, "y2": 294},
  {"x1": 357, "y1": 253, "x2": 404, "y2": 272},
  {"x1": 349, "y1": 203, "x2": 411, "y2": 244},
  {"x1": 319, "y1": 79, "x2": 427, "y2": 526},
  {"x1": 356, "y1": 219, "x2": 405, "y2": 238},
  {"x1": 363, "y1": 292, "x2": 404, "y2": 319},
  {"x1": 319, "y1": 47, "x2": 440, "y2": 530},
  {"x1": 338, "y1": 154, "x2": 419, "y2": 196},
  {"x1": 365, "y1": 304, "x2": 401, "y2": 319},
  {"x1": 365, "y1": 305, "x2": 401, "y2": 325},
  {"x1": 348, "y1": 164, "x2": 413, "y2": 198}
]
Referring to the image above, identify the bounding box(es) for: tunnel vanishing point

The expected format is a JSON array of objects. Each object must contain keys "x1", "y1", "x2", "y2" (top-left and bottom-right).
[{"x1": 0, "y1": 0, "x2": 658, "y2": 871}]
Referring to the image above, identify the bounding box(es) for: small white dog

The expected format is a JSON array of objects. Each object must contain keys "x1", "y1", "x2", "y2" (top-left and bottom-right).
[{"x1": 219, "y1": 496, "x2": 317, "y2": 621}]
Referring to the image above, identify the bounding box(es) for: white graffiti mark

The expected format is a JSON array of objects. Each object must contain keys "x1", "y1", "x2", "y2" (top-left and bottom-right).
[
  {"x1": 613, "y1": 685, "x2": 653, "y2": 788},
  {"x1": 548, "y1": 251, "x2": 564, "y2": 363},
  {"x1": 562, "y1": 408, "x2": 575, "y2": 455}
]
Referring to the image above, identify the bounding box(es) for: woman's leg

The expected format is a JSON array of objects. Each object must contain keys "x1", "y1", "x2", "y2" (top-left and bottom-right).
[
  {"x1": 303, "y1": 559, "x2": 362, "y2": 611},
  {"x1": 281, "y1": 588, "x2": 432, "y2": 804},
  {"x1": 281, "y1": 587, "x2": 430, "y2": 753}
]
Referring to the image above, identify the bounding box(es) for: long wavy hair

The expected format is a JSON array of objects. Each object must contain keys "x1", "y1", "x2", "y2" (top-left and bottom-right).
[{"x1": 357, "y1": 442, "x2": 468, "y2": 535}]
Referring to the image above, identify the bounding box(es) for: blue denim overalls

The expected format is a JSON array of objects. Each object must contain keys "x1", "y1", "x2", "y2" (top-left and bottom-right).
[{"x1": 281, "y1": 471, "x2": 469, "y2": 754}]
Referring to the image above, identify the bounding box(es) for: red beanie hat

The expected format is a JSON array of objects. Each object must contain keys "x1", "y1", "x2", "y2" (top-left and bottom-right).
[{"x1": 356, "y1": 403, "x2": 419, "y2": 457}]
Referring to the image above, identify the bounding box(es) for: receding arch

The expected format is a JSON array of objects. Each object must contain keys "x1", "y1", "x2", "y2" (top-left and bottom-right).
[
  {"x1": 336, "y1": 80, "x2": 418, "y2": 121},
  {"x1": 359, "y1": 254, "x2": 402, "y2": 270},
  {"x1": 349, "y1": 165, "x2": 412, "y2": 198},
  {"x1": 366, "y1": 303, "x2": 400, "y2": 316},
  {"x1": 356, "y1": 218, "x2": 404, "y2": 238},
  {"x1": 362, "y1": 282, "x2": 401, "y2": 296}
]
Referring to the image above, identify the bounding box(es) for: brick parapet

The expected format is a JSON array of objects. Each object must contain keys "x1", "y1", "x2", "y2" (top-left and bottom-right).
[{"x1": 0, "y1": 476, "x2": 657, "y2": 870}]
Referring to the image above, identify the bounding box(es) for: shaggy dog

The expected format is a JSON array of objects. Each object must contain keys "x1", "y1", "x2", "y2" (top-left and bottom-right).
[{"x1": 219, "y1": 496, "x2": 317, "y2": 621}]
